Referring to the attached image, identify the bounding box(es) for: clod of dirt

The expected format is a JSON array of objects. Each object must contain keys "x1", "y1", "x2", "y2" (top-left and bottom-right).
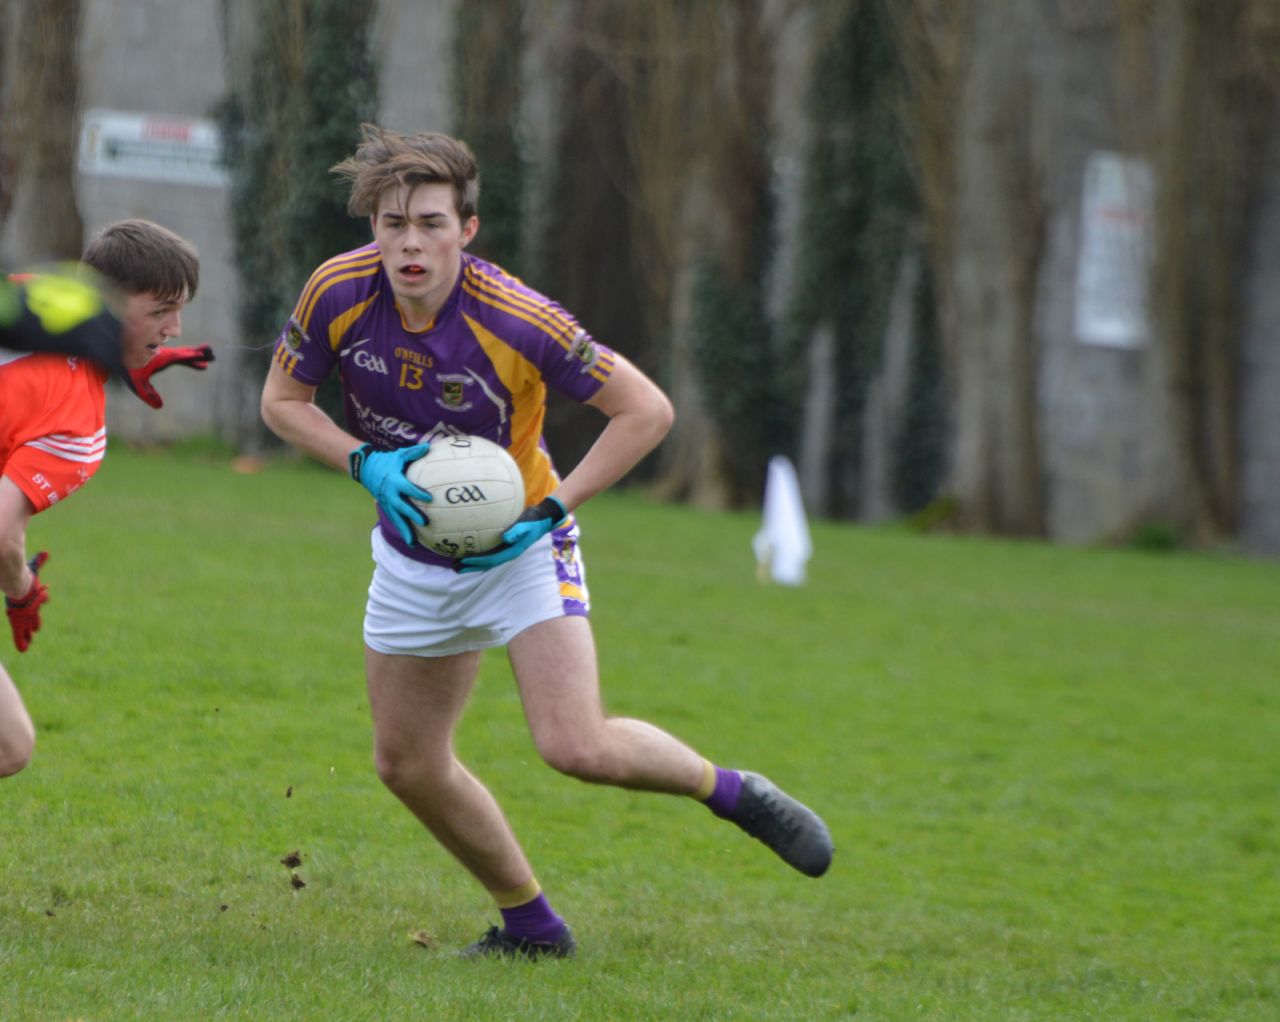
[
  {"x1": 280, "y1": 850, "x2": 302, "y2": 869},
  {"x1": 409, "y1": 930, "x2": 438, "y2": 949}
]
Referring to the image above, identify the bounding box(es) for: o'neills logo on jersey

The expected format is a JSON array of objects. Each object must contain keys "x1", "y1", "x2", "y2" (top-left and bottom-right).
[{"x1": 394, "y1": 346, "x2": 433, "y2": 368}]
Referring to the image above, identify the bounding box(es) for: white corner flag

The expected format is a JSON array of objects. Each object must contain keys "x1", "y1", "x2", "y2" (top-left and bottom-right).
[{"x1": 752, "y1": 455, "x2": 812, "y2": 586}]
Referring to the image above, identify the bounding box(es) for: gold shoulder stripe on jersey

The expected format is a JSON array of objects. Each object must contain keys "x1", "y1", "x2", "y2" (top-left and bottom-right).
[
  {"x1": 294, "y1": 249, "x2": 382, "y2": 329},
  {"x1": 463, "y1": 265, "x2": 578, "y2": 346},
  {"x1": 464, "y1": 265, "x2": 577, "y2": 337},
  {"x1": 299, "y1": 261, "x2": 381, "y2": 332},
  {"x1": 295, "y1": 248, "x2": 380, "y2": 312},
  {"x1": 461, "y1": 279, "x2": 575, "y2": 350},
  {"x1": 273, "y1": 345, "x2": 301, "y2": 376},
  {"x1": 328, "y1": 294, "x2": 380, "y2": 351},
  {"x1": 461, "y1": 281, "x2": 583, "y2": 354}
]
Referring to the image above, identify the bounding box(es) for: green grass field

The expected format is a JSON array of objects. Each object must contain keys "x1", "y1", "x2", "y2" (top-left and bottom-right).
[{"x1": 2, "y1": 446, "x2": 1277, "y2": 1021}]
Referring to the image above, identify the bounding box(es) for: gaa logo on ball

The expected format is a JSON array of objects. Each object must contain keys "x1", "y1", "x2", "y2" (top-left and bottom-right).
[
  {"x1": 444, "y1": 485, "x2": 487, "y2": 505},
  {"x1": 405, "y1": 436, "x2": 525, "y2": 556}
]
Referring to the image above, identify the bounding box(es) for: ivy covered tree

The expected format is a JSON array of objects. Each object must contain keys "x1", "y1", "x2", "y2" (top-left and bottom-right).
[
  {"x1": 450, "y1": 0, "x2": 526, "y2": 275},
  {"x1": 790, "y1": 0, "x2": 938, "y2": 518},
  {"x1": 217, "y1": 0, "x2": 378, "y2": 426},
  {"x1": 684, "y1": 2, "x2": 787, "y2": 507}
]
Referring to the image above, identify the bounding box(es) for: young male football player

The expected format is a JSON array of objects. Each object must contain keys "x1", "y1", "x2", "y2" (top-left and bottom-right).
[
  {"x1": 260, "y1": 125, "x2": 833, "y2": 959},
  {"x1": 1, "y1": 220, "x2": 210, "y2": 776}
]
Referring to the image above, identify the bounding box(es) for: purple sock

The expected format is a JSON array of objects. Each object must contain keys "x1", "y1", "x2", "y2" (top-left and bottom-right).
[
  {"x1": 500, "y1": 893, "x2": 567, "y2": 944},
  {"x1": 702, "y1": 766, "x2": 744, "y2": 819}
]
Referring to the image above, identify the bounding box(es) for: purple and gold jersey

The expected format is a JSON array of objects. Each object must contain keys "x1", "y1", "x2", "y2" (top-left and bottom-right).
[{"x1": 273, "y1": 245, "x2": 616, "y2": 567}]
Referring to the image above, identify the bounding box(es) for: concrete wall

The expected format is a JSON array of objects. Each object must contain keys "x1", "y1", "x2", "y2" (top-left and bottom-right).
[
  {"x1": 75, "y1": 0, "x2": 242, "y2": 445},
  {"x1": 4, "y1": 0, "x2": 457, "y2": 448}
]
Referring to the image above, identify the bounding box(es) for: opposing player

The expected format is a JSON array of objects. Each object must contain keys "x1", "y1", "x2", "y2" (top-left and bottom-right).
[
  {"x1": 1, "y1": 220, "x2": 208, "y2": 776},
  {"x1": 260, "y1": 126, "x2": 832, "y2": 959}
]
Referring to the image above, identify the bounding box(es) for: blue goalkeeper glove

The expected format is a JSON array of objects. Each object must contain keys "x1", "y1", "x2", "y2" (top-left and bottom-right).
[
  {"x1": 456, "y1": 495, "x2": 568, "y2": 573},
  {"x1": 349, "y1": 443, "x2": 432, "y2": 546}
]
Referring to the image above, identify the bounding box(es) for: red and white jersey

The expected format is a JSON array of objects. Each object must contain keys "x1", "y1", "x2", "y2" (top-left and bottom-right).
[{"x1": 0, "y1": 348, "x2": 108, "y2": 513}]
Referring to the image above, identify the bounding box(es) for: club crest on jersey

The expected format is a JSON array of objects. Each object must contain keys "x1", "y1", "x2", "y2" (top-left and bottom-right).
[
  {"x1": 567, "y1": 329, "x2": 599, "y2": 372},
  {"x1": 436, "y1": 373, "x2": 473, "y2": 411},
  {"x1": 284, "y1": 318, "x2": 308, "y2": 351}
]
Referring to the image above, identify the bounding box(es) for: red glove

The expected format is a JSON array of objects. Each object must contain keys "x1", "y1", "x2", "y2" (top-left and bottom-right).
[
  {"x1": 128, "y1": 345, "x2": 215, "y2": 408},
  {"x1": 6, "y1": 551, "x2": 49, "y2": 653}
]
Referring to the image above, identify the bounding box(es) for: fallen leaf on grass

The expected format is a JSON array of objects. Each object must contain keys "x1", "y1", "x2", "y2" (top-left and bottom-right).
[
  {"x1": 409, "y1": 930, "x2": 438, "y2": 949},
  {"x1": 231, "y1": 455, "x2": 267, "y2": 474}
]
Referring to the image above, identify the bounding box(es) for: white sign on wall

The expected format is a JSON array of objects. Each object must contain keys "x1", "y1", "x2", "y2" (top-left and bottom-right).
[
  {"x1": 79, "y1": 109, "x2": 228, "y2": 188},
  {"x1": 1073, "y1": 151, "x2": 1154, "y2": 349}
]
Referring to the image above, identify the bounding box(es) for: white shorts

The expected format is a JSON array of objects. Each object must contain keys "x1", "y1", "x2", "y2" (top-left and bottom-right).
[{"x1": 363, "y1": 525, "x2": 590, "y2": 658}]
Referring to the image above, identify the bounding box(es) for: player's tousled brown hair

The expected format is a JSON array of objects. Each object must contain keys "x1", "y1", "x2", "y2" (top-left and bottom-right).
[
  {"x1": 332, "y1": 124, "x2": 479, "y2": 221},
  {"x1": 81, "y1": 218, "x2": 199, "y2": 304}
]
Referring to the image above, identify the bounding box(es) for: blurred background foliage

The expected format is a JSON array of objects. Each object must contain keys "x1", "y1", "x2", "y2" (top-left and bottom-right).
[
  {"x1": 3, "y1": 0, "x2": 1279, "y2": 551},
  {"x1": 215, "y1": 0, "x2": 379, "y2": 419}
]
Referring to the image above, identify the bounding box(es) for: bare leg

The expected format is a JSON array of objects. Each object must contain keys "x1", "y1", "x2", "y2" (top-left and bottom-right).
[
  {"x1": 0, "y1": 662, "x2": 34, "y2": 777},
  {"x1": 508, "y1": 615, "x2": 705, "y2": 793},
  {"x1": 365, "y1": 646, "x2": 534, "y2": 892},
  {"x1": 510, "y1": 616, "x2": 835, "y2": 878}
]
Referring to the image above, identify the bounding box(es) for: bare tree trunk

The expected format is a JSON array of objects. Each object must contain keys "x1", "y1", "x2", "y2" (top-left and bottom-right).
[
  {"x1": 1, "y1": 0, "x2": 84, "y2": 262},
  {"x1": 684, "y1": 0, "x2": 776, "y2": 507},
  {"x1": 1145, "y1": 0, "x2": 1278, "y2": 542},
  {"x1": 934, "y1": 0, "x2": 1045, "y2": 535},
  {"x1": 604, "y1": 0, "x2": 723, "y2": 504},
  {"x1": 0, "y1": 7, "x2": 12, "y2": 233},
  {"x1": 575, "y1": 0, "x2": 774, "y2": 507},
  {"x1": 1236, "y1": 16, "x2": 1280, "y2": 554},
  {"x1": 861, "y1": 246, "x2": 924, "y2": 521}
]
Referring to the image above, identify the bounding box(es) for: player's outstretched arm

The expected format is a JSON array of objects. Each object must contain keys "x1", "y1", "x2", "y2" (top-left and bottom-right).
[{"x1": 129, "y1": 345, "x2": 215, "y2": 408}]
